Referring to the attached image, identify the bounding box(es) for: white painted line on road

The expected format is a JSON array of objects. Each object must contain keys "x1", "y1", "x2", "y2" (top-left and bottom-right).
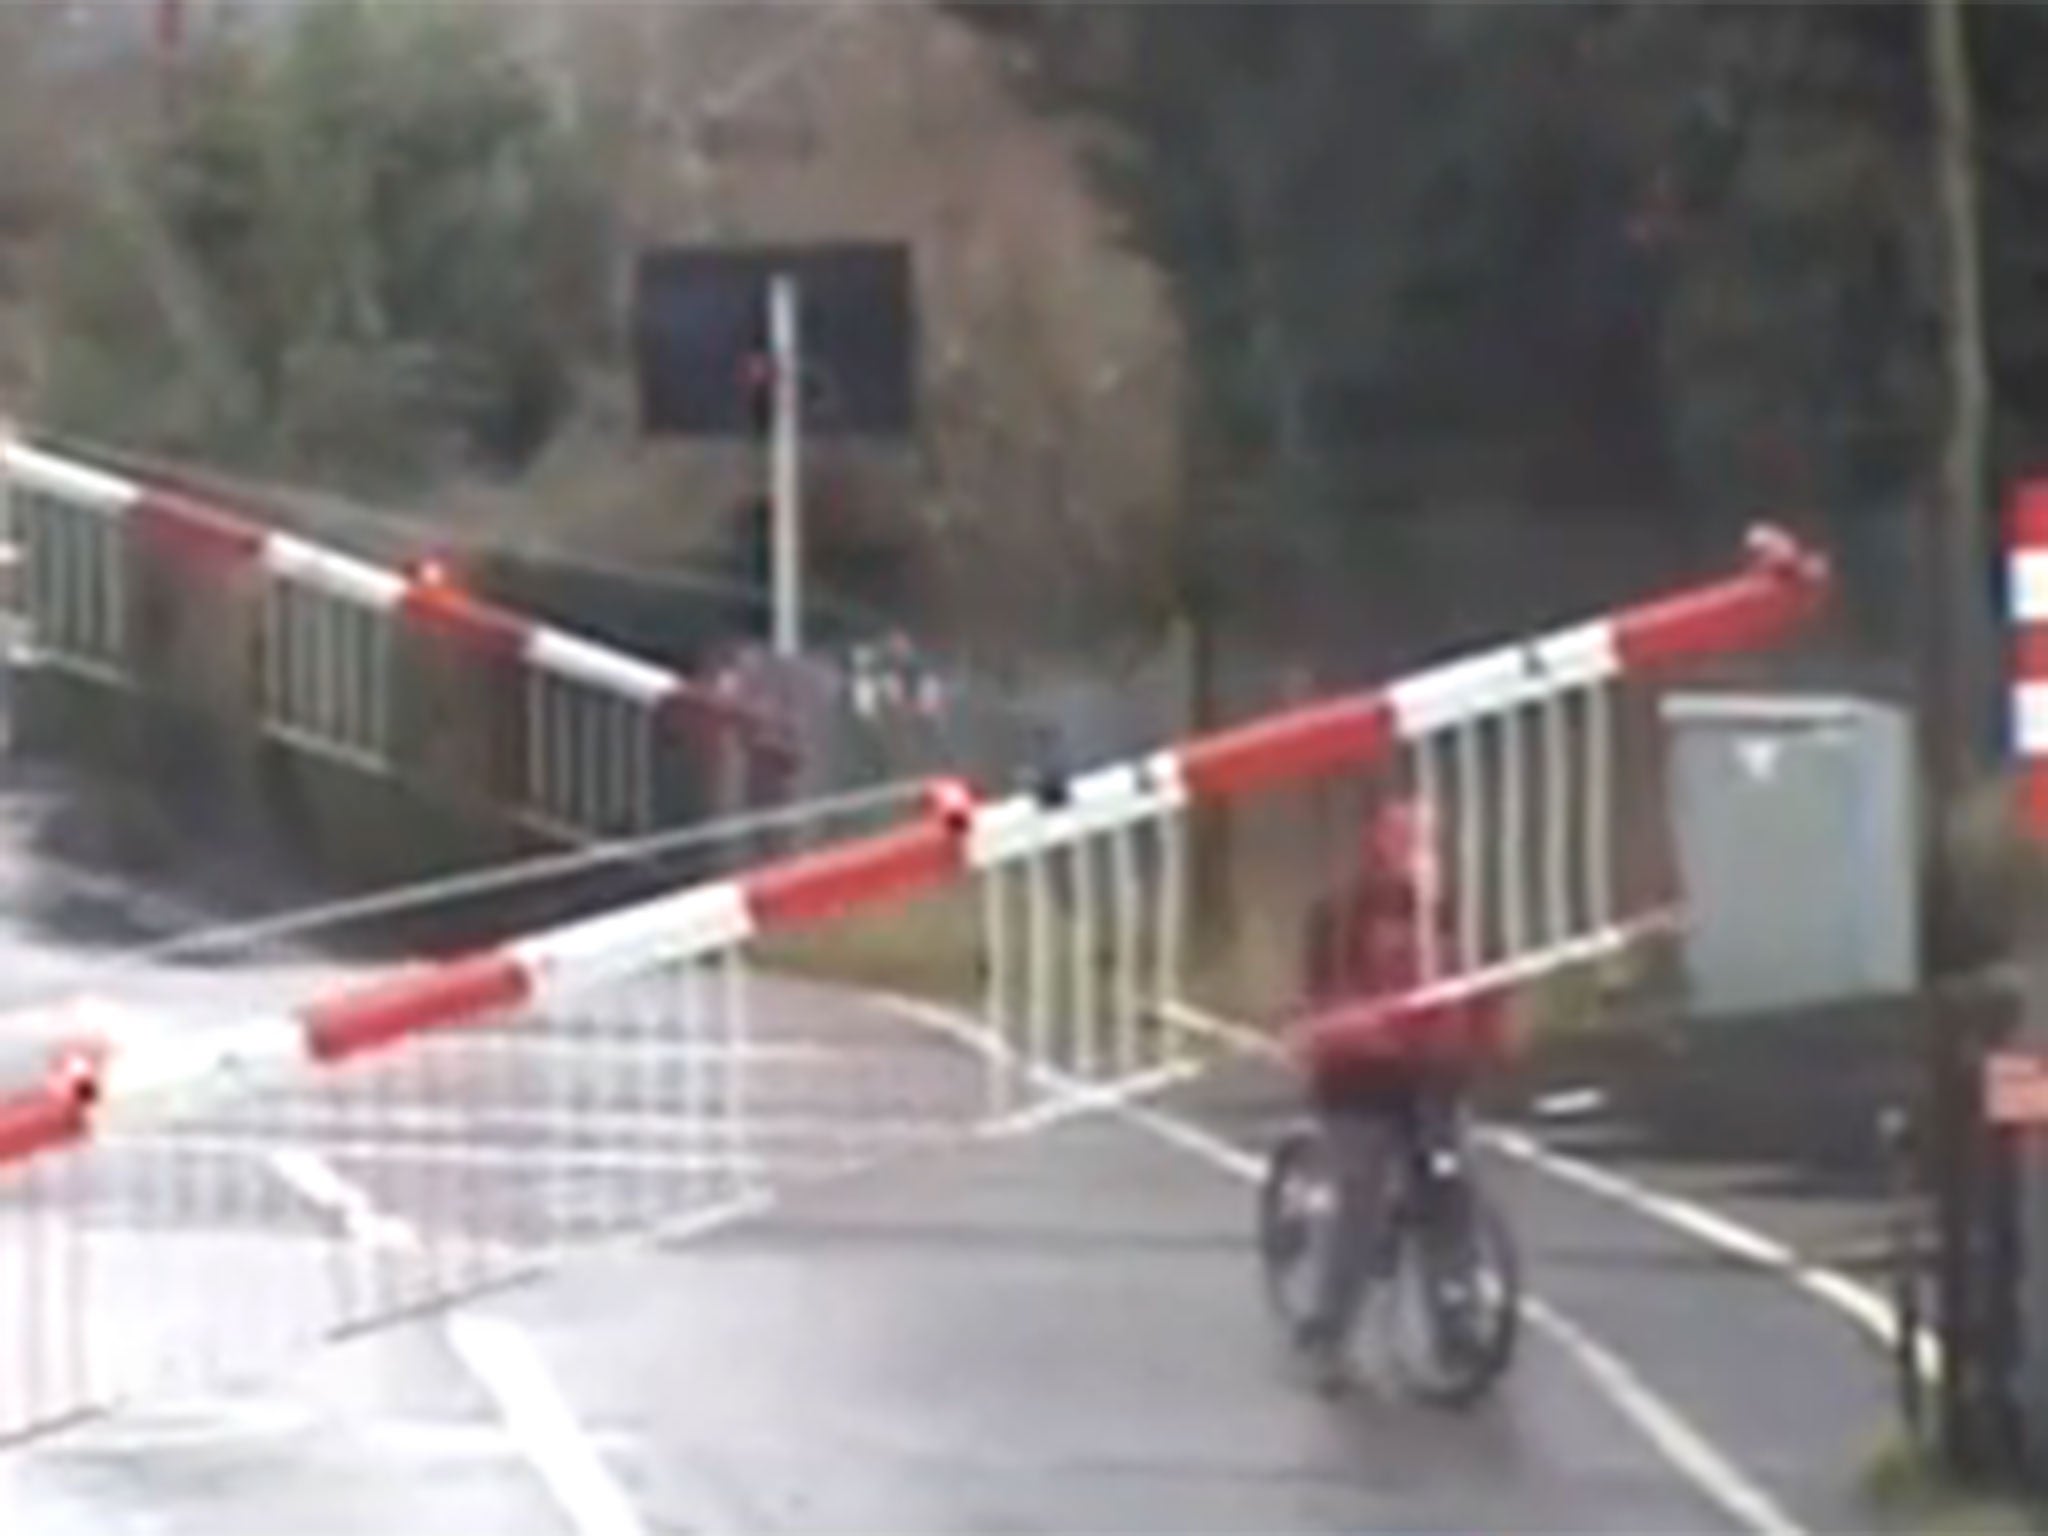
[
  {"x1": 1163, "y1": 999, "x2": 1938, "y2": 1382},
  {"x1": 1523, "y1": 1297, "x2": 1807, "y2": 1536},
  {"x1": 1482, "y1": 1126, "x2": 1938, "y2": 1383},
  {"x1": 882, "y1": 995, "x2": 1809, "y2": 1536},
  {"x1": 445, "y1": 1314, "x2": 650, "y2": 1536},
  {"x1": 264, "y1": 1147, "x2": 647, "y2": 1536}
]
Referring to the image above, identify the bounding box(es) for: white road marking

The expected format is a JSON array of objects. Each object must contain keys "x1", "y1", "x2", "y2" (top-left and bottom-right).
[
  {"x1": 1523, "y1": 1298, "x2": 1808, "y2": 1536},
  {"x1": 444, "y1": 1314, "x2": 650, "y2": 1536},
  {"x1": 883, "y1": 995, "x2": 1810, "y2": 1536},
  {"x1": 1481, "y1": 1126, "x2": 1931, "y2": 1375},
  {"x1": 265, "y1": 1148, "x2": 646, "y2": 1536}
]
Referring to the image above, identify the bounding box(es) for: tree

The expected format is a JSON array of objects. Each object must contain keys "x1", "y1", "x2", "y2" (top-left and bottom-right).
[
  {"x1": 959, "y1": 3, "x2": 1978, "y2": 667},
  {"x1": 0, "y1": 5, "x2": 105, "y2": 401},
  {"x1": 955, "y1": 3, "x2": 1687, "y2": 673},
  {"x1": 34, "y1": 0, "x2": 614, "y2": 497}
]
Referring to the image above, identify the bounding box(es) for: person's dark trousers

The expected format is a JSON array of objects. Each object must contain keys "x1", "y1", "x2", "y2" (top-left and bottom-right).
[{"x1": 1303, "y1": 1086, "x2": 1410, "y2": 1360}]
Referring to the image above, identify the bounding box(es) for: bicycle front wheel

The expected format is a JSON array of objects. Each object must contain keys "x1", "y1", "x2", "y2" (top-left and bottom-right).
[
  {"x1": 1256, "y1": 1125, "x2": 1334, "y2": 1335},
  {"x1": 1386, "y1": 1178, "x2": 1521, "y2": 1409}
]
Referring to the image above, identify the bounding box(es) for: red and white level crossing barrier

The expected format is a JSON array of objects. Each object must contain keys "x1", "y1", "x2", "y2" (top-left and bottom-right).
[
  {"x1": 0, "y1": 525, "x2": 1828, "y2": 1441},
  {"x1": 0, "y1": 435, "x2": 795, "y2": 838}
]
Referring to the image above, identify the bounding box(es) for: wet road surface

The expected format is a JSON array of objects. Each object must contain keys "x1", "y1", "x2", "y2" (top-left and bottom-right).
[{"x1": 3, "y1": 1024, "x2": 1898, "y2": 1535}]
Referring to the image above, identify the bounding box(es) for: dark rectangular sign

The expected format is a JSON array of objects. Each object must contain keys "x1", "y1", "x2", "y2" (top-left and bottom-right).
[{"x1": 632, "y1": 242, "x2": 915, "y2": 438}]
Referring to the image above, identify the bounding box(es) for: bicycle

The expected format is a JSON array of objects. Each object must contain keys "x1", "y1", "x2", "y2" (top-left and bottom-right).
[{"x1": 1256, "y1": 1095, "x2": 1521, "y2": 1408}]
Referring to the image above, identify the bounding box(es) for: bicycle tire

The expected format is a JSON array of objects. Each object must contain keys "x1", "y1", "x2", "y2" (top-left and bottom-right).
[
  {"x1": 1257, "y1": 1125, "x2": 1331, "y2": 1332},
  {"x1": 1387, "y1": 1176, "x2": 1521, "y2": 1410}
]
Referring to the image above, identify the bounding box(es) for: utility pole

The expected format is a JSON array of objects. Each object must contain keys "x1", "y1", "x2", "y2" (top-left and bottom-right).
[
  {"x1": 1929, "y1": 0, "x2": 1991, "y2": 744},
  {"x1": 1922, "y1": 0, "x2": 2003, "y2": 1473},
  {"x1": 768, "y1": 272, "x2": 804, "y2": 657}
]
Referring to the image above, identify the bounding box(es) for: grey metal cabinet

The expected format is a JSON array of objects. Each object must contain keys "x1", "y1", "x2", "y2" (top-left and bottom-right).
[{"x1": 1662, "y1": 693, "x2": 1917, "y2": 1019}]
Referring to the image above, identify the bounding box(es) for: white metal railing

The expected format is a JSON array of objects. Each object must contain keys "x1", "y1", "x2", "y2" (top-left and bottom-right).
[
  {"x1": 11, "y1": 478, "x2": 128, "y2": 681},
  {"x1": 0, "y1": 436, "x2": 793, "y2": 841},
  {"x1": 262, "y1": 570, "x2": 397, "y2": 770}
]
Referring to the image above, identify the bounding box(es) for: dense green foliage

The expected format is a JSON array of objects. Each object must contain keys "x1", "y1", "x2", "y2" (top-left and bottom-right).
[{"x1": 957, "y1": 1, "x2": 2047, "y2": 660}]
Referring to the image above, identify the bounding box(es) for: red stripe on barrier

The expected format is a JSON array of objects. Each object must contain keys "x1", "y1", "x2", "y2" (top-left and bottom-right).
[
  {"x1": 2017, "y1": 626, "x2": 2048, "y2": 683},
  {"x1": 1613, "y1": 527, "x2": 1828, "y2": 673},
  {"x1": 0, "y1": 1082, "x2": 88, "y2": 1166},
  {"x1": 304, "y1": 951, "x2": 532, "y2": 1062},
  {"x1": 2023, "y1": 762, "x2": 2048, "y2": 843},
  {"x1": 2013, "y1": 479, "x2": 2048, "y2": 549},
  {"x1": 133, "y1": 489, "x2": 267, "y2": 566},
  {"x1": 1177, "y1": 695, "x2": 1396, "y2": 801},
  {"x1": 744, "y1": 819, "x2": 965, "y2": 929},
  {"x1": 399, "y1": 583, "x2": 530, "y2": 660}
]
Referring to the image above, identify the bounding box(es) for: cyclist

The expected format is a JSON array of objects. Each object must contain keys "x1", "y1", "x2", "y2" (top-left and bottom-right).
[{"x1": 1289, "y1": 794, "x2": 1507, "y2": 1392}]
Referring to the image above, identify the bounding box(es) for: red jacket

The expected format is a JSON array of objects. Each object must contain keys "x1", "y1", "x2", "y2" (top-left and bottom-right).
[{"x1": 1293, "y1": 866, "x2": 1507, "y2": 1092}]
